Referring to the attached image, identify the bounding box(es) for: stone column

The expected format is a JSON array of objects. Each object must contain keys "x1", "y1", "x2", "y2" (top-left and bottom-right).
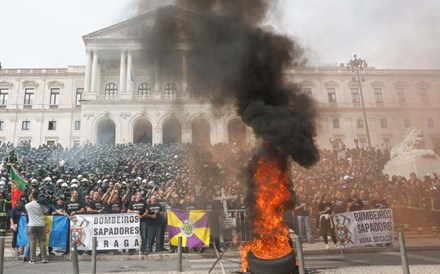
[
  {"x1": 119, "y1": 51, "x2": 127, "y2": 93},
  {"x1": 126, "y1": 50, "x2": 133, "y2": 94},
  {"x1": 182, "y1": 50, "x2": 188, "y2": 98},
  {"x1": 84, "y1": 49, "x2": 92, "y2": 92},
  {"x1": 90, "y1": 50, "x2": 99, "y2": 93},
  {"x1": 153, "y1": 127, "x2": 162, "y2": 145},
  {"x1": 154, "y1": 57, "x2": 161, "y2": 99}
]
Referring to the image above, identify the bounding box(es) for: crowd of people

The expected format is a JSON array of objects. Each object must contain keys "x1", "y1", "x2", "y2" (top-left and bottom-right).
[{"x1": 0, "y1": 140, "x2": 439, "y2": 257}]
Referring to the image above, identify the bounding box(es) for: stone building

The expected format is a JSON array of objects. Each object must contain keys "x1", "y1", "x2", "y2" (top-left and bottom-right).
[{"x1": 0, "y1": 6, "x2": 439, "y2": 149}]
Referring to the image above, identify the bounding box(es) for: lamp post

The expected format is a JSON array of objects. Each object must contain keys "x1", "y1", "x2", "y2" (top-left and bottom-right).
[{"x1": 347, "y1": 54, "x2": 371, "y2": 148}]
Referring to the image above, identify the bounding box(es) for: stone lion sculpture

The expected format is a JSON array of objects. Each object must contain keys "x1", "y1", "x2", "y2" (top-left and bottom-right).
[{"x1": 390, "y1": 126, "x2": 436, "y2": 159}]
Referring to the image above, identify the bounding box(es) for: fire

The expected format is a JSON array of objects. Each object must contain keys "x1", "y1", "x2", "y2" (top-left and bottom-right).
[{"x1": 240, "y1": 155, "x2": 294, "y2": 272}]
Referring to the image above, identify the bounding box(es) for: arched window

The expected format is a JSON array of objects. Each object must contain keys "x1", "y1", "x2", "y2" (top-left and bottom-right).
[
  {"x1": 164, "y1": 83, "x2": 177, "y2": 99},
  {"x1": 138, "y1": 83, "x2": 151, "y2": 96},
  {"x1": 105, "y1": 83, "x2": 118, "y2": 96}
]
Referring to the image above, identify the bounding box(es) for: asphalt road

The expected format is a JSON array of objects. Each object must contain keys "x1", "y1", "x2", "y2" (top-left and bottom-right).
[{"x1": 3, "y1": 251, "x2": 440, "y2": 273}]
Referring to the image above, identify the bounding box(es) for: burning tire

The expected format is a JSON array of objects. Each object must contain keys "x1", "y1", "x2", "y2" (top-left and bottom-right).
[{"x1": 247, "y1": 251, "x2": 298, "y2": 274}]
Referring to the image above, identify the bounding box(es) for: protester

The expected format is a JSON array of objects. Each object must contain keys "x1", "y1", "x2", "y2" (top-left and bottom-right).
[
  {"x1": 1, "y1": 140, "x2": 439, "y2": 254},
  {"x1": 295, "y1": 192, "x2": 313, "y2": 243},
  {"x1": 146, "y1": 195, "x2": 165, "y2": 253},
  {"x1": 25, "y1": 190, "x2": 48, "y2": 264},
  {"x1": 9, "y1": 198, "x2": 26, "y2": 256},
  {"x1": 318, "y1": 193, "x2": 338, "y2": 249},
  {"x1": 127, "y1": 192, "x2": 148, "y2": 255}
]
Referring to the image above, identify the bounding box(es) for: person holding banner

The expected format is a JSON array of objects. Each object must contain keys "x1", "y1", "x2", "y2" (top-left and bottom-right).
[
  {"x1": 86, "y1": 191, "x2": 105, "y2": 214},
  {"x1": 319, "y1": 193, "x2": 338, "y2": 249},
  {"x1": 25, "y1": 190, "x2": 49, "y2": 264}
]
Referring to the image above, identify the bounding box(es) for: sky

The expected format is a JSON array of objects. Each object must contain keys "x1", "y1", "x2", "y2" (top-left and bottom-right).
[{"x1": 1, "y1": 0, "x2": 439, "y2": 69}]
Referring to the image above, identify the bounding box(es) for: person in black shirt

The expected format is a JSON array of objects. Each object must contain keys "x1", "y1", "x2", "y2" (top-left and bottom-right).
[
  {"x1": 347, "y1": 189, "x2": 364, "y2": 212},
  {"x1": 64, "y1": 190, "x2": 85, "y2": 217},
  {"x1": 359, "y1": 190, "x2": 371, "y2": 210},
  {"x1": 9, "y1": 199, "x2": 26, "y2": 256},
  {"x1": 319, "y1": 193, "x2": 337, "y2": 249},
  {"x1": 86, "y1": 192, "x2": 104, "y2": 214},
  {"x1": 371, "y1": 191, "x2": 389, "y2": 209},
  {"x1": 333, "y1": 191, "x2": 347, "y2": 214},
  {"x1": 128, "y1": 192, "x2": 148, "y2": 254},
  {"x1": 295, "y1": 193, "x2": 313, "y2": 242},
  {"x1": 146, "y1": 195, "x2": 165, "y2": 253},
  {"x1": 105, "y1": 193, "x2": 122, "y2": 213}
]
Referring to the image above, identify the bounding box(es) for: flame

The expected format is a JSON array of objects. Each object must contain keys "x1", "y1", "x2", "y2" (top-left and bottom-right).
[{"x1": 240, "y1": 155, "x2": 293, "y2": 272}]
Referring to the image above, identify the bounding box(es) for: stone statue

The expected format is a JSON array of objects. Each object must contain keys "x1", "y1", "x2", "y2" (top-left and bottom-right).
[
  {"x1": 383, "y1": 126, "x2": 440, "y2": 177},
  {"x1": 389, "y1": 126, "x2": 436, "y2": 159}
]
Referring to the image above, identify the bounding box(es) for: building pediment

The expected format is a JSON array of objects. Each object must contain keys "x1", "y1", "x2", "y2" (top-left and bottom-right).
[{"x1": 82, "y1": 5, "x2": 205, "y2": 43}]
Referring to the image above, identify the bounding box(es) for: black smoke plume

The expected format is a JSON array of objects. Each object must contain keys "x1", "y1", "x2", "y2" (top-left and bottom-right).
[{"x1": 136, "y1": 0, "x2": 319, "y2": 167}]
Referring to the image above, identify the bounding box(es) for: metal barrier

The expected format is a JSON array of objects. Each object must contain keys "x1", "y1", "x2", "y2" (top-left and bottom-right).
[{"x1": 220, "y1": 209, "x2": 254, "y2": 245}]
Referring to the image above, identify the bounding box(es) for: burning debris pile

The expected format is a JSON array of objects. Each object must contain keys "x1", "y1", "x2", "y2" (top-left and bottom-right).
[{"x1": 136, "y1": 0, "x2": 320, "y2": 272}]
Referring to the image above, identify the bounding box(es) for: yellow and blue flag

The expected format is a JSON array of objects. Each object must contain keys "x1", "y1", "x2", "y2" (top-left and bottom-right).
[
  {"x1": 17, "y1": 215, "x2": 69, "y2": 248},
  {"x1": 167, "y1": 209, "x2": 210, "y2": 248}
]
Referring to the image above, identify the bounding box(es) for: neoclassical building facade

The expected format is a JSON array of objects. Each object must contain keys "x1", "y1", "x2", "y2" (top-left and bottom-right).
[{"x1": 1, "y1": 6, "x2": 439, "y2": 149}]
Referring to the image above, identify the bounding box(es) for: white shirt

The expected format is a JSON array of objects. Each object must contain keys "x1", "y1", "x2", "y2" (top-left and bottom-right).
[{"x1": 25, "y1": 201, "x2": 45, "y2": 227}]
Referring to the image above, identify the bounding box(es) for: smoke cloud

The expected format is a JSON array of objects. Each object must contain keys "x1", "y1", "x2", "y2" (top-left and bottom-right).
[{"x1": 135, "y1": 0, "x2": 319, "y2": 167}]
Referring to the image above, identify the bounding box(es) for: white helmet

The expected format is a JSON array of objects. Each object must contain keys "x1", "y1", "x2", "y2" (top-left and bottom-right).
[
  {"x1": 70, "y1": 183, "x2": 78, "y2": 189},
  {"x1": 0, "y1": 181, "x2": 5, "y2": 186},
  {"x1": 77, "y1": 175, "x2": 83, "y2": 180},
  {"x1": 61, "y1": 182, "x2": 68, "y2": 188},
  {"x1": 71, "y1": 179, "x2": 78, "y2": 184},
  {"x1": 44, "y1": 177, "x2": 52, "y2": 182},
  {"x1": 56, "y1": 179, "x2": 64, "y2": 185}
]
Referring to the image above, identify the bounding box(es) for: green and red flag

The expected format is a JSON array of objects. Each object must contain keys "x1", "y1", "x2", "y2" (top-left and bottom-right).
[{"x1": 10, "y1": 166, "x2": 27, "y2": 207}]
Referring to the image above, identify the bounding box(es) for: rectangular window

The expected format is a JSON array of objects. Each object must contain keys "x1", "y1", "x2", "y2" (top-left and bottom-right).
[
  {"x1": 420, "y1": 88, "x2": 429, "y2": 104},
  {"x1": 332, "y1": 118, "x2": 340, "y2": 129},
  {"x1": 73, "y1": 140, "x2": 80, "y2": 146},
  {"x1": 380, "y1": 118, "x2": 388, "y2": 128},
  {"x1": 47, "y1": 141, "x2": 55, "y2": 146},
  {"x1": 74, "y1": 121, "x2": 81, "y2": 130},
  {"x1": 50, "y1": 88, "x2": 60, "y2": 105},
  {"x1": 356, "y1": 119, "x2": 364, "y2": 129},
  {"x1": 302, "y1": 87, "x2": 312, "y2": 97},
  {"x1": 76, "y1": 88, "x2": 83, "y2": 105},
  {"x1": 0, "y1": 89, "x2": 8, "y2": 105},
  {"x1": 397, "y1": 88, "x2": 406, "y2": 103},
  {"x1": 428, "y1": 118, "x2": 434, "y2": 128},
  {"x1": 0, "y1": 121, "x2": 3, "y2": 130},
  {"x1": 404, "y1": 118, "x2": 411, "y2": 128},
  {"x1": 22, "y1": 120, "x2": 30, "y2": 130},
  {"x1": 24, "y1": 88, "x2": 34, "y2": 105},
  {"x1": 48, "y1": 121, "x2": 56, "y2": 130},
  {"x1": 383, "y1": 138, "x2": 391, "y2": 148},
  {"x1": 374, "y1": 88, "x2": 383, "y2": 103},
  {"x1": 351, "y1": 88, "x2": 360, "y2": 103},
  {"x1": 327, "y1": 88, "x2": 337, "y2": 104}
]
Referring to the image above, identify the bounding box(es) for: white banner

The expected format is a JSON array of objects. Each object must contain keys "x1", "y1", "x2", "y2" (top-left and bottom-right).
[
  {"x1": 334, "y1": 208, "x2": 394, "y2": 248},
  {"x1": 70, "y1": 213, "x2": 141, "y2": 250}
]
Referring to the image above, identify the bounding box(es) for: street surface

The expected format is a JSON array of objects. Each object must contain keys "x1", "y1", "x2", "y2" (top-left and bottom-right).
[{"x1": 3, "y1": 250, "x2": 440, "y2": 273}]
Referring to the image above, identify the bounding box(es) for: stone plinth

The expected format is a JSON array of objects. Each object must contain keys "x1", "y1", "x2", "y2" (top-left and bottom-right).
[{"x1": 383, "y1": 154, "x2": 440, "y2": 178}]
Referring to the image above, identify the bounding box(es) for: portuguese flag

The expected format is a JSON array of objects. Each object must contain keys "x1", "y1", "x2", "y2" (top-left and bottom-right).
[{"x1": 10, "y1": 166, "x2": 27, "y2": 207}]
